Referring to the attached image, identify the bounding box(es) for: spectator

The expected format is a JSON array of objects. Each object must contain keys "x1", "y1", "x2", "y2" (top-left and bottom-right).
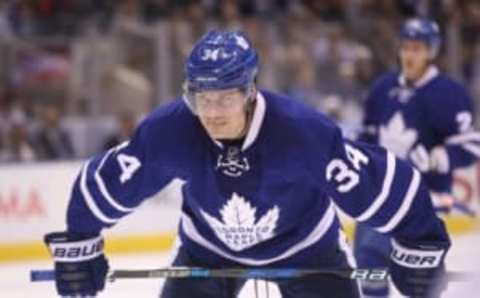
[
  {"x1": 0, "y1": 1, "x2": 12, "y2": 38},
  {"x1": 102, "y1": 112, "x2": 136, "y2": 150},
  {"x1": 31, "y1": 104, "x2": 74, "y2": 160},
  {"x1": 142, "y1": 0, "x2": 172, "y2": 23},
  {"x1": 0, "y1": 106, "x2": 36, "y2": 163}
]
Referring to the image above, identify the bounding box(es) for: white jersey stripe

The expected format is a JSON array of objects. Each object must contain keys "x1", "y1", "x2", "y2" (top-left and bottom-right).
[
  {"x1": 95, "y1": 149, "x2": 135, "y2": 213},
  {"x1": 80, "y1": 161, "x2": 119, "y2": 224},
  {"x1": 338, "y1": 230, "x2": 356, "y2": 268},
  {"x1": 462, "y1": 143, "x2": 480, "y2": 158},
  {"x1": 337, "y1": 231, "x2": 362, "y2": 296},
  {"x1": 376, "y1": 169, "x2": 421, "y2": 233},
  {"x1": 242, "y1": 91, "x2": 266, "y2": 151},
  {"x1": 356, "y1": 151, "x2": 396, "y2": 222},
  {"x1": 446, "y1": 131, "x2": 480, "y2": 145},
  {"x1": 181, "y1": 201, "x2": 336, "y2": 266}
]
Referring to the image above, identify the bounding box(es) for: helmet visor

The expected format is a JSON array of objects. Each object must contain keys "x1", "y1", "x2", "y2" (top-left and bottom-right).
[{"x1": 183, "y1": 82, "x2": 255, "y2": 115}]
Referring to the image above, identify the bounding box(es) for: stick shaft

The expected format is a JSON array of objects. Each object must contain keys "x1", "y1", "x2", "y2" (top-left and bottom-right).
[{"x1": 30, "y1": 267, "x2": 389, "y2": 282}]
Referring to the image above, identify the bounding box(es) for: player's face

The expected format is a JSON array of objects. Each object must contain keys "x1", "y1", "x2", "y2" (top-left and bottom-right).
[
  {"x1": 399, "y1": 40, "x2": 430, "y2": 82},
  {"x1": 195, "y1": 88, "x2": 249, "y2": 139}
]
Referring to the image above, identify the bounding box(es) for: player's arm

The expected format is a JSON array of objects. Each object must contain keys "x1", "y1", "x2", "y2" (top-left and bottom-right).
[
  {"x1": 414, "y1": 86, "x2": 480, "y2": 173},
  {"x1": 323, "y1": 128, "x2": 450, "y2": 297},
  {"x1": 44, "y1": 118, "x2": 175, "y2": 297},
  {"x1": 66, "y1": 134, "x2": 173, "y2": 233}
]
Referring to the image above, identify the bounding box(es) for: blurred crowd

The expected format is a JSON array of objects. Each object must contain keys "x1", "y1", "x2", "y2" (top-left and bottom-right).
[{"x1": 1, "y1": 0, "x2": 480, "y2": 162}]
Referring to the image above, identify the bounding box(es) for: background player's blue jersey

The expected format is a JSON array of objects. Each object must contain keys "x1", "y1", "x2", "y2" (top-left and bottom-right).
[
  {"x1": 360, "y1": 66, "x2": 480, "y2": 193},
  {"x1": 65, "y1": 90, "x2": 448, "y2": 266}
]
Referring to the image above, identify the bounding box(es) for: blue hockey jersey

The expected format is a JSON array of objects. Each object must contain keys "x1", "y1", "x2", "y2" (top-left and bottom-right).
[
  {"x1": 361, "y1": 66, "x2": 480, "y2": 193},
  {"x1": 66, "y1": 90, "x2": 449, "y2": 266}
]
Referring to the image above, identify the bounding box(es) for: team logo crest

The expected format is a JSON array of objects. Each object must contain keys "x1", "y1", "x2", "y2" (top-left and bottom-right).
[
  {"x1": 201, "y1": 193, "x2": 279, "y2": 251},
  {"x1": 216, "y1": 146, "x2": 250, "y2": 177}
]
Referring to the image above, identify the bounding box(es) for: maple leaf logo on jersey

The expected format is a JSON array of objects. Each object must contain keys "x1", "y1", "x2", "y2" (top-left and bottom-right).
[
  {"x1": 200, "y1": 193, "x2": 279, "y2": 251},
  {"x1": 379, "y1": 112, "x2": 418, "y2": 158}
]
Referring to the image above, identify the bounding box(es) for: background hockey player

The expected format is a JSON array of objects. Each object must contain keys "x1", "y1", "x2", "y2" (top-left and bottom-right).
[
  {"x1": 44, "y1": 30, "x2": 450, "y2": 298},
  {"x1": 354, "y1": 17, "x2": 480, "y2": 297}
]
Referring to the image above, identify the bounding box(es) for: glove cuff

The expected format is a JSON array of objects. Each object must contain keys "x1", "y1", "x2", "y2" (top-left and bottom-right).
[
  {"x1": 391, "y1": 239, "x2": 446, "y2": 269},
  {"x1": 46, "y1": 234, "x2": 104, "y2": 263},
  {"x1": 430, "y1": 146, "x2": 449, "y2": 174},
  {"x1": 409, "y1": 145, "x2": 431, "y2": 172}
]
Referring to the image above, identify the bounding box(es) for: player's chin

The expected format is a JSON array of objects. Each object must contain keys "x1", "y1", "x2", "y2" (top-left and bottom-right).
[
  {"x1": 206, "y1": 127, "x2": 229, "y2": 139},
  {"x1": 403, "y1": 67, "x2": 419, "y2": 80}
]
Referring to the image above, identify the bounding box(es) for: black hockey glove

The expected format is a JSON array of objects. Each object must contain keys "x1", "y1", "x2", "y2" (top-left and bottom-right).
[
  {"x1": 44, "y1": 231, "x2": 109, "y2": 296},
  {"x1": 389, "y1": 238, "x2": 449, "y2": 298}
]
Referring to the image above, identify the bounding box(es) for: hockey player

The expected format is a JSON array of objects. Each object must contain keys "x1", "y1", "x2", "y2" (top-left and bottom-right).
[
  {"x1": 354, "y1": 17, "x2": 480, "y2": 297},
  {"x1": 45, "y1": 30, "x2": 450, "y2": 298}
]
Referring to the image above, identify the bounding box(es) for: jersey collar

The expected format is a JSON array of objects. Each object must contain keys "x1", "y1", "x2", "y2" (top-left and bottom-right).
[
  {"x1": 212, "y1": 91, "x2": 266, "y2": 151},
  {"x1": 398, "y1": 65, "x2": 439, "y2": 88}
]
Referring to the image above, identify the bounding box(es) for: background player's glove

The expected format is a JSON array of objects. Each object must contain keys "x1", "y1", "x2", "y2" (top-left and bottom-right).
[
  {"x1": 389, "y1": 238, "x2": 449, "y2": 298},
  {"x1": 430, "y1": 192, "x2": 476, "y2": 217},
  {"x1": 409, "y1": 145, "x2": 449, "y2": 174},
  {"x1": 429, "y1": 146, "x2": 449, "y2": 174},
  {"x1": 44, "y1": 231, "x2": 109, "y2": 297},
  {"x1": 430, "y1": 192, "x2": 455, "y2": 215}
]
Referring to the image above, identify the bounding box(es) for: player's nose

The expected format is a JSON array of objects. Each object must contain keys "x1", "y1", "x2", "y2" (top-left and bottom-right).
[{"x1": 199, "y1": 104, "x2": 224, "y2": 119}]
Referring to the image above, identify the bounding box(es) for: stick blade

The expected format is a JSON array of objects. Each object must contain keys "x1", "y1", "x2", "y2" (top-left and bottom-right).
[{"x1": 30, "y1": 270, "x2": 55, "y2": 282}]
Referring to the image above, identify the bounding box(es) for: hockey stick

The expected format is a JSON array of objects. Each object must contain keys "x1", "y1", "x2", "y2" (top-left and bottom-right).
[
  {"x1": 451, "y1": 202, "x2": 476, "y2": 217},
  {"x1": 30, "y1": 267, "x2": 475, "y2": 283},
  {"x1": 31, "y1": 267, "x2": 390, "y2": 282},
  {"x1": 435, "y1": 203, "x2": 476, "y2": 217}
]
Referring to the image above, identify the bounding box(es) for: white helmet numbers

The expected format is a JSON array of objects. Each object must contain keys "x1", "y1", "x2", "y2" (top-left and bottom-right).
[
  {"x1": 201, "y1": 48, "x2": 234, "y2": 61},
  {"x1": 234, "y1": 35, "x2": 249, "y2": 50},
  {"x1": 200, "y1": 35, "x2": 248, "y2": 61}
]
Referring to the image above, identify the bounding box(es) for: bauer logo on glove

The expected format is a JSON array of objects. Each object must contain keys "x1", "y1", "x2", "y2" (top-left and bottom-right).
[
  {"x1": 48, "y1": 235, "x2": 104, "y2": 262},
  {"x1": 391, "y1": 239, "x2": 445, "y2": 268}
]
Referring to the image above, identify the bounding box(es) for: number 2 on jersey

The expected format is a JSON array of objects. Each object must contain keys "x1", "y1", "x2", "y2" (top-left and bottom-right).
[{"x1": 456, "y1": 111, "x2": 472, "y2": 132}]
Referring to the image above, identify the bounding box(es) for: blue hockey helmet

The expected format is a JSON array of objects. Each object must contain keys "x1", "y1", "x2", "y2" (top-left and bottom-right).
[
  {"x1": 400, "y1": 17, "x2": 441, "y2": 58},
  {"x1": 184, "y1": 30, "x2": 258, "y2": 94}
]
